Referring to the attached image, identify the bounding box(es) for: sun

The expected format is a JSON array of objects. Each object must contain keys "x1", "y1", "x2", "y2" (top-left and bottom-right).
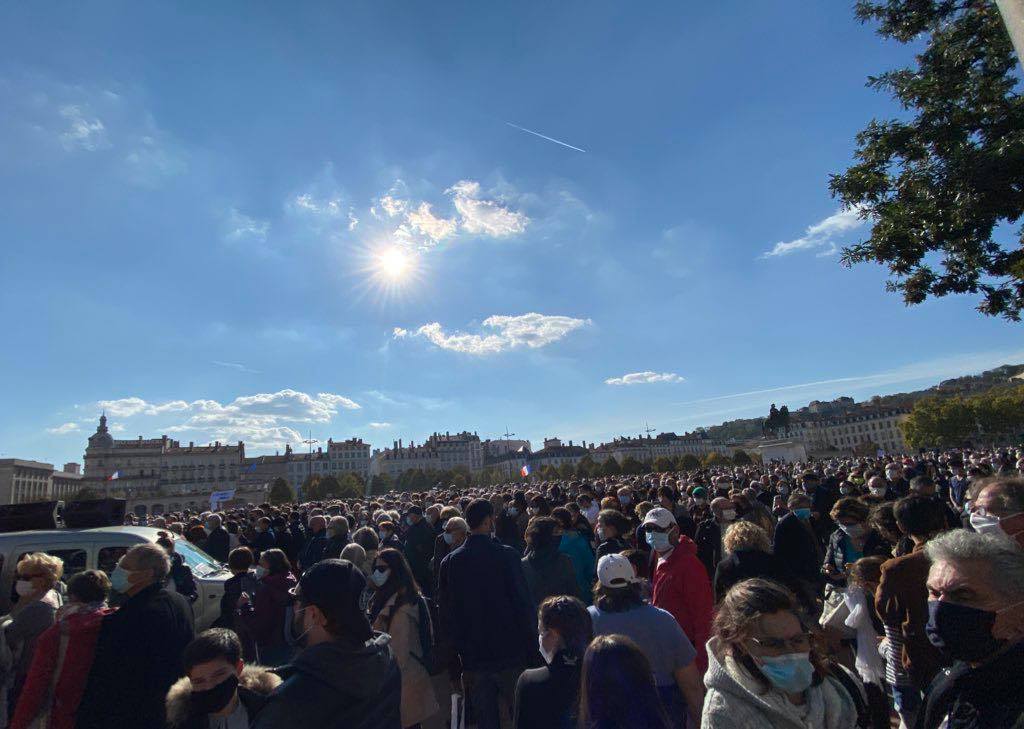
[{"x1": 375, "y1": 248, "x2": 412, "y2": 281}]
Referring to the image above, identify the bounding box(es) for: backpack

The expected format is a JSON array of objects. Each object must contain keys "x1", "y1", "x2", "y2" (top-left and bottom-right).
[{"x1": 409, "y1": 595, "x2": 442, "y2": 676}]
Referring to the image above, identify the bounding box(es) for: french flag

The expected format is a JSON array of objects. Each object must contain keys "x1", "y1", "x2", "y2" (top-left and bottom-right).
[
  {"x1": 521, "y1": 464, "x2": 531, "y2": 478},
  {"x1": 107, "y1": 471, "x2": 120, "y2": 481}
]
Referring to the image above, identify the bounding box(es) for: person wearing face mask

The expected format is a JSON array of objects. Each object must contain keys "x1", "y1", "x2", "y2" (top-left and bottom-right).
[
  {"x1": 377, "y1": 520, "x2": 404, "y2": 551},
  {"x1": 76, "y1": 544, "x2": 195, "y2": 729},
  {"x1": 297, "y1": 516, "x2": 328, "y2": 571},
  {"x1": 773, "y1": 494, "x2": 825, "y2": 611},
  {"x1": 399, "y1": 506, "x2": 434, "y2": 600},
  {"x1": 248, "y1": 517, "x2": 277, "y2": 562},
  {"x1": 695, "y1": 497, "x2": 734, "y2": 581},
  {"x1": 368, "y1": 549, "x2": 439, "y2": 729},
  {"x1": 253, "y1": 559, "x2": 401, "y2": 729},
  {"x1": 237, "y1": 549, "x2": 297, "y2": 667},
  {"x1": 166, "y1": 628, "x2": 281, "y2": 729},
  {"x1": 643, "y1": 507, "x2": 714, "y2": 675},
  {"x1": 204, "y1": 513, "x2": 231, "y2": 563},
  {"x1": 321, "y1": 515, "x2": 351, "y2": 560},
  {"x1": 822, "y1": 498, "x2": 891, "y2": 589},
  {"x1": 436, "y1": 499, "x2": 536, "y2": 729},
  {"x1": 513, "y1": 596, "x2": 593, "y2": 729},
  {"x1": 429, "y1": 512, "x2": 465, "y2": 586},
  {"x1": 521, "y1": 518, "x2": 578, "y2": 610},
  {"x1": 918, "y1": 530, "x2": 1024, "y2": 729},
  {"x1": 579, "y1": 496, "x2": 600, "y2": 527},
  {"x1": 657, "y1": 485, "x2": 697, "y2": 539},
  {"x1": 702, "y1": 578, "x2": 858, "y2": 728},
  {"x1": 595, "y1": 509, "x2": 631, "y2": 559},
  {"x1": 10, "y1": 570, "x2": 111, "y2": 729},
  {"x1": 967, "y1": 476, "x2": 1024, "y2": 548},
  {"x1": 875, "y1": 496, "x2": 949, "y2": 729},
  {"x1": 5, "y1": 553, "x2": 64, "y2": 718}
]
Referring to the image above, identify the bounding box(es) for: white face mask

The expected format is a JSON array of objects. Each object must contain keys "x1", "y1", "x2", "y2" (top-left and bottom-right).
[
  {"x1": 254, "y1": 566, "x2": 269, "y2": 580},
  {"x1": 371, "y1": 568, "x2": 390, "y2": 587},
  {"x1": 15, "y1": 580, "x2": 35, "y2": 597},
  {"x1": 443, "y1": 532, "x2": 455, "y2": 545},
  {"x1": 969, "y1": 511, "x2": 1003, "y2": 536},
  {"x1": 596, "y1": 526, "x2": 606, "y2": 542},
  {"x1": 720, "y1": 509, "x2": 736, "y2": 522},
  {"x1": 870, "y1": 487, "x2": 887, "y2": 497}
]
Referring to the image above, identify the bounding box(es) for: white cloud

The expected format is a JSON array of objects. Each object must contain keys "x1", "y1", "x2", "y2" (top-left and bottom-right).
[
  {"x1": 605, "y1": 371, "x2": 685, "y2": 386},
  {"x1": 347, "y1": 210, "x2": 359, "y2": 231},
  {"x1": 405, "y1": 202, "x2": 457, "y2": 242},
  {"x1": 224, "y1": 208, "x2": 269, "y2": 243},
  {"x1": 290, "y1": 193, "x2": 343, "y2": 218},
  {"x1": 379, "y1": 194, "x2": 408, "y2": 218},
  {"x1": 92, "y1": 390, "x2": 360, "y2": 453},
  {"x1": 46, "y1": 422, "x2": 80, "y2": 435},
  {"x1": 368, "y1": 422, "x2": 392, "y2": 429},
  {"x1": 446, "y1": 180, "x2": 529, "y2": 237},
  {"x1": 395, "y1": 313, "x2": 590, "y2": 355},
  {"x1": 58, "y1": 105, "x2": 108, "y2": 151},
  {"x1": 762, "y1": 205, "x2": 868, "y2": 258}
]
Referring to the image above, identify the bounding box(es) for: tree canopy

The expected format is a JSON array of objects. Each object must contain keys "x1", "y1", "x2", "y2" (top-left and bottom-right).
[
  {"x1": 268, "y1": 477, "x2": 293, "y2": 504},
  {"x1": 831, "y1": 0, "x2": 1024, "y2": 320}
]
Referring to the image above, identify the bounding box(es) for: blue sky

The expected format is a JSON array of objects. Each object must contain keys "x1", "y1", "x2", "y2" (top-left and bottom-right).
[{"x1": 2, "y1": 2, "x2": 1021, "y2": 468}]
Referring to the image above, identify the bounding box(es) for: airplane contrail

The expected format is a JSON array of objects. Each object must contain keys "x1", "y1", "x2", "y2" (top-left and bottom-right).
[{"x1": 505, "y1": 122, "x2": 586, "y2": 153}]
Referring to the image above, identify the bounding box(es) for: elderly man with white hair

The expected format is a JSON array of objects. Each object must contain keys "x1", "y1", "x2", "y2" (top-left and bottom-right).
[
  {"x1": 918, "y1": 529, "x2": 1024, "y2": 729},
  {"x1": 76, "y1": 542, "x2": 195, "y2": 729}
]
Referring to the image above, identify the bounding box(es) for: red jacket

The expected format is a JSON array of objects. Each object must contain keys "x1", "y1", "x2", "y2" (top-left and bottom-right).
[
  {"x1": 11, "y1": 605, "x2": 112, "y2": 729},
  {"x1": 650, "y1": 535, "x2": 713, "y2": 675}
]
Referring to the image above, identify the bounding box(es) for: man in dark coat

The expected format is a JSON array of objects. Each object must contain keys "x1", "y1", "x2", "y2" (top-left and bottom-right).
[
  {"x1": 298, "y1": 515, "x2": 329, "y2": 571},
  {"x1": 77, "y1": 543, "x2": 195, "y2": 729},
  {"x1": 772, "y1": 493, "x2": 823, "y2": 609},
  {"x1": 402, "y1": 505, "x2": 436, "y2": 595},
  {"x1": 252, "y1": 560, "x2": 401, "y2": 729},
  {"x1": 438, "y1": 499, "x2": 536, "y2": 729},
  {"x1": 204, "y1": 513, "x2": 230, "y2": 563}
]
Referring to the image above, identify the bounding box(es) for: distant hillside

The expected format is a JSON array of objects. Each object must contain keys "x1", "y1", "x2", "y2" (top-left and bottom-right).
[{"x1": 703, "y1": 363, "x2": 1024, "y2": 442}]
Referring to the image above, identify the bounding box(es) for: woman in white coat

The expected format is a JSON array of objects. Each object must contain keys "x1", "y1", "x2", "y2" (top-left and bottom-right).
[{"x1": 703, "y1": 578, "x2": 859, "y2": 729}]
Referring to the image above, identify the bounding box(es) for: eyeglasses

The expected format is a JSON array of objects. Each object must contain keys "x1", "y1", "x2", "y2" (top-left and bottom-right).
[{"x1": 749, "y1": 632, "x2": 812, "y2": 653}]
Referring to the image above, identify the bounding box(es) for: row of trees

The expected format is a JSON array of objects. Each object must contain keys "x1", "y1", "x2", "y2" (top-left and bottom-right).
[{"x1": 901, "y1": 385, "x2": 1024, "y2": 449}]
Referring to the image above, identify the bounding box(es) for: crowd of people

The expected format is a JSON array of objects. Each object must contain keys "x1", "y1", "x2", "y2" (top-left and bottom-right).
[{"x1": 2, "y1": 447, "x2": 1024, "y2": 729}]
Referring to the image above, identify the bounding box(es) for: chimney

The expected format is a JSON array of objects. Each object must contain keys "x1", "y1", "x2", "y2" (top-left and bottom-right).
[
  {"x1": 189, "y1": 441, "x2": 194, "y2": 448},
  {"x1": 215, "y1": 441, "x2": 220, "y2": 447}
]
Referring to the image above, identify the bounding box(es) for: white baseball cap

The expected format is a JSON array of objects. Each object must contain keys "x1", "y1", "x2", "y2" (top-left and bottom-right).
[
  {"x1": 597, "y1": 554, "x2": 639, "y2": 588},
  {"x1": 641, "y1": 507, "x2": 677, "y2": 530}
]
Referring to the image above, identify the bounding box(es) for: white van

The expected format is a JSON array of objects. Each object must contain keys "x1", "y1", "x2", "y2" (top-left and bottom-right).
[{"x1": 0, "y1": 526, "x2": 229, "y2": 631}]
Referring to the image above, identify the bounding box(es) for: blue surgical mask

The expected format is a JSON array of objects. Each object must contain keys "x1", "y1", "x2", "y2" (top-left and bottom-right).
[
  {"x1": 757, "y1": 652, "x2": 815, "y2": 693},
  {"x1": 443, "y1": 532, "x2": 455, "y2": 545},
  {"x1": 110, "y1": 565, "x2": 133, "y2": 593},
  {"x1": 793, "y1": 508, "x2": 811, "y2": 521},
  {"x1": 646, "y1": 531, "x2": 670, "y2": 552}
]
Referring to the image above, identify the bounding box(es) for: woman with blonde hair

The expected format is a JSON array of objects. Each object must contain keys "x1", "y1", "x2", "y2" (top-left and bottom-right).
[
  {"x1": 712, "y1": 522, "x2": 785, "y2": 604},
  {"x1": 6, "y1": 552, "x2": 64, "y2": 708}
]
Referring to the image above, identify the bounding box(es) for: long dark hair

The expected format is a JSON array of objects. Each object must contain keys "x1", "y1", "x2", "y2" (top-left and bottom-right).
[
  {"x1": 368, "y1": 548, "x2": 420, "y2": 624},
  {"x1": 591, "y1": 582, "x2": 644, "y2": 614},
  {"x1": 578, "y1": 635, "x2": 670, "y2": 729}
]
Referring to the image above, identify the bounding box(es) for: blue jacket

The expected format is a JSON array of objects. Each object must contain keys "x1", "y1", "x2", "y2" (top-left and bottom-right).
[
  {"x1": 557, "y1": 532, "x2": 596, "y2": 603},
  {"x1": 437, "y1": 534, "x2": 536, "y2": 671}
]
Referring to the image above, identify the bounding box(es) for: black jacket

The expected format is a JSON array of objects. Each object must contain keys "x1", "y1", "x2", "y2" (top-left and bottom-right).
[
  {"x1": 77, "y1": 583, "x2": 195, "y2": 729},
  {"x1": 822, "y1": 528, "x2": 891, "y2": 586},
  {"x1": 403, "y1": 518, "x2": 436, "y2": 589},
  {"x1": 773, "y1": 512, "x2": 824, "y2": 586},
  {"x1": 513, "y1": 652, "x2": 581, "y2": 729},
  {"x1": 713, "y1": 549, "x2": 786, "y2": 604},
  {"x1": 918, "y1": 641, "x2": 1024, "y2": 729},
  {"x1": 595, "y1": 537, "x2": 629, "y2": 560},
  {"x1": 252, "y1": 634, "x2": 401, "y2": 729},
  {"x1": 165, "y1": 665, "x2": 281, "y2": 729},
  {"x1": 694, "y1": 518, "x2": 722, "y2": 581},
  {"x1": 438, "y1": 534, "x2": 536, "y2": 672},
  {"x1": 205, "y1": 526, "x2": 231, "y2": 563},
  {"x1": 322, "y1": 534, "x2": 350, "y2": 561},
  {"x1": 298, "y1": 532, "x2": 329, "y2": 571}
]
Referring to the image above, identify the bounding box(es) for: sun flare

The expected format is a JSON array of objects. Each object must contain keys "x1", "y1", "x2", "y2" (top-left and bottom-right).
[{"x1": 376, "y1": 248, "x2": 412, "y2": 280}]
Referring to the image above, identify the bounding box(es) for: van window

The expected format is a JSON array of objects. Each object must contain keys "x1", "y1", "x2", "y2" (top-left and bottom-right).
[
  {"x1": 98, "y1": 547, "x2": 129, "y2": 575},
  {"x1": 17, "y1": 549, "x2": 87, "y2": 583}
]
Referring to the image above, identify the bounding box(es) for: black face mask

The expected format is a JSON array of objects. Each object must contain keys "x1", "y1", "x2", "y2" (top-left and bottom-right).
[
  {"x1": 190, "y1": 674, "x2": 238, "y2": 715},
  {"x1": 926, "y1": 599, "x2": 1001, "y2": 662}
]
